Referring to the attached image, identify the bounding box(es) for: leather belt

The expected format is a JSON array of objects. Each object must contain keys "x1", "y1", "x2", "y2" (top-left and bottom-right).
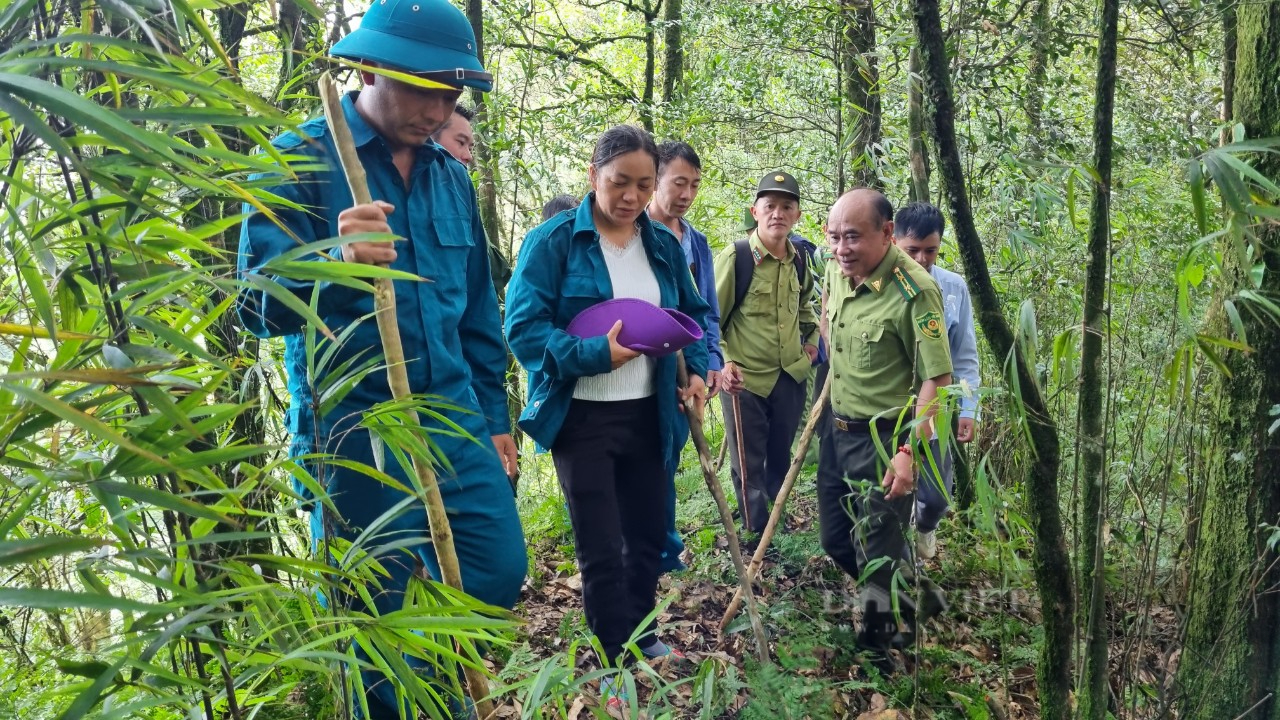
[{"x1": 831, "y1": 414, "x2": 872, "y2": 433}]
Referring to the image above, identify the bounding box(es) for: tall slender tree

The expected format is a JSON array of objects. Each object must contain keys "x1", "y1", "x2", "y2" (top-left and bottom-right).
[
  {"x1": 662, "y1": 0, "x2": 683, "y2": 105},
  {"x1": 911, "y1": 0, "x2": 1075, "y2": 716},
  {"x1": 843, "y1": 0, "x2": 881, "y2": 188},
  {"x1": 1077, "y1": 0, "x2": 1120, "y2": 713}
]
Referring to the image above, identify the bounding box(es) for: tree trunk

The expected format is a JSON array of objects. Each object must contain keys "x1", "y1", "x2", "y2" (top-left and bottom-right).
[
  {"x1": 1220, "y1": 0, "x2": 1237, "y2": 146},
  {"x1": 1077, "y1": 0, "x2": 1119, "y2": 714},
  {"x1": 662, "y1": 0, "x2": 683, "y2": 105},
  {"x1": 908, "y1": 45, "x2": 929, "y2": 203},
  {"x1": 466, "y1": 0, "x2": 522, "y2": 446},
  {"x1": 911, "y1": 0, "x2": 1075, "y2": 717},
  {"x1": 842, "y1": 0, "x2": 881, "y2": 188},
  {"x1": 1181, "y1": 4, "x2": 1280, "y2": 718},
  {"x1": 1023, "y1": 0, "x2": 1051, "y2": 155},
  {"x1": 640, "y1": 0, "x2": 657, "y2": 132}
]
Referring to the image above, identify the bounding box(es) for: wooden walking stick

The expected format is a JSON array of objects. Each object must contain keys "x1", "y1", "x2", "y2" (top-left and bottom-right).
[
  {"x1": 719, "y1": 371, "x2": 832, "y2": 633},
  {"x1": 318, "y1": 74, "x2": 495, "y2": 719},
  {"x1": 675, "y1": 352, "x2": 770, "y2": 663}
]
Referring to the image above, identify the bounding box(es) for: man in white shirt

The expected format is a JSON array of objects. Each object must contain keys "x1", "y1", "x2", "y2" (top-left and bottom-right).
[{"x1": 893, "y1": 202, "x2": 981, "y2": 559}]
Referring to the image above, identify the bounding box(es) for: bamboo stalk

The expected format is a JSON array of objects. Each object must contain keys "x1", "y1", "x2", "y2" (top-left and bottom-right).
[
  {"x1": 318, "y1": 74, "x2": 494, "y2": 719},
  {"x1": 675, "y1": 352, "x2": 770, "y2": 664},
  {"x1": 719, "y1": 371, "x2": 832, "y2": 634}
]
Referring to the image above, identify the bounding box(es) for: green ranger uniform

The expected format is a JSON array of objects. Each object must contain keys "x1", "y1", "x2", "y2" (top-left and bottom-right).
[
  {"x1": 825, "y1": 244, "x2": 952, "y2": 419},
  {"x1": 714, "y1": 232, "x2": 819, "y2": 397},
  {"x1": 817, "y1": 243, "x2": 951, "y2": 669}
]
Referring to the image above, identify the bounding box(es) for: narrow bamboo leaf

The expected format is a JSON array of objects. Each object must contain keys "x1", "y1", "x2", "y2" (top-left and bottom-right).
[
  {"x1": 93, "y1": 480, "x2": 239, "y2": 526},
  {"x1": 0, "y1": 588, "x2": 155, "y2": 612},
  {"x1": 0, "y1": 322, "x2": 96, "y2": 341},
  {"x1": 55, "y1": 658, "x2": 117, "y2": 680},
  {"x1": 2, "y1": 384, "x2": 179, "y2": 472},
  {"x1": 1224, "y1": 299, "x2": 1248, "y2": 344},
  {"x1": 0, "y1": 537, "x2": 107, "y2": 566},
  {"x1": 242, "y1": 273, "x2": 337, "y2": 341}
]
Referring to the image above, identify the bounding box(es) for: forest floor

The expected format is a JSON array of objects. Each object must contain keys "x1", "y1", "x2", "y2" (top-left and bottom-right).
[{"x1": 493, "y1": 457, "x2": 1182, "y2": 720}]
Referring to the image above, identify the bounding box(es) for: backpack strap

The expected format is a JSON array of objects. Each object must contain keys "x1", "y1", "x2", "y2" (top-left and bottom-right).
[{"x1": 732, "y1": 238, "x2": 754, "y2": 313}]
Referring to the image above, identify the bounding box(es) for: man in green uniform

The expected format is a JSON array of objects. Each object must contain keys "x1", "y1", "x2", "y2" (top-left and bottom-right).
[
  {"x1": 715, "y1": 171, "x2": 820, "y2": 536},
  {"x1": 818, "y1": 189, "x2": 951, "y2": 674}
]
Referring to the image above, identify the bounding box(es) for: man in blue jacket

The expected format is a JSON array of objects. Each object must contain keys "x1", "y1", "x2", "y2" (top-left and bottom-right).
[
  {"x1": 893, "y1": 202, "x2": 981, "y2": 560},
  {"x1": 647, "y1": 141, "x2": 722, "y2": 572},
  {"x1": 236, "y1": 0, "x2": 526, "y2": 715}
]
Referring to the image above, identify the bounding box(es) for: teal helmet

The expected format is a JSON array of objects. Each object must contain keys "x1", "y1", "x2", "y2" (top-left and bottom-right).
[{"x1": 331, "y1": 0, "x2": 493, "y2": 92}]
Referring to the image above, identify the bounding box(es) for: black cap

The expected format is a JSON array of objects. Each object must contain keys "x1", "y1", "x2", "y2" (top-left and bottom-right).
[{"x1": 755, "y1": 171, "x2": 800, "y2": 202}]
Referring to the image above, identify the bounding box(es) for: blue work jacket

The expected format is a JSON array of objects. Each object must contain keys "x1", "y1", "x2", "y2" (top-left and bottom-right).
[
  {"x1": 676, "y1": 218, "x2": 724, "y2": 372},
  {"x1": 504, "y1": 195, "x2": 710, "y2": 468},
  {"x1": 237, "y1": 92, "x2": 510, "y2": 464}
]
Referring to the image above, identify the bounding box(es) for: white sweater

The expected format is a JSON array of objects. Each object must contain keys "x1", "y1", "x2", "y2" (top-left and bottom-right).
[{"x1": 573, "y1": 231, "x2": 660, "y2": 401}]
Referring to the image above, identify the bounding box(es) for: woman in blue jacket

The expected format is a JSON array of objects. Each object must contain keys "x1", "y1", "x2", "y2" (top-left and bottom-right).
[{"x1": 504, "y1": 126, "x2": 710, "y2": 691}]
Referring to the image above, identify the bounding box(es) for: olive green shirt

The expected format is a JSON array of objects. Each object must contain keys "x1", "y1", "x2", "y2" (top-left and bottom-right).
[
  {"x1": 715, "y1": 233, "x2": 820, "y2": 397},
  {"x1": 825, "y1": 244, "x2": 952, "y2": 419}
]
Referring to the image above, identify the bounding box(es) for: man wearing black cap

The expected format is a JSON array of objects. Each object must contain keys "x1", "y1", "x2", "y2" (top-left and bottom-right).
[
  {"x1": 714, "y1": 171, "x2": 820, "y2": 537},
  {"x1": 237, "y1": 1, "x2": 526, "y2": 716}
]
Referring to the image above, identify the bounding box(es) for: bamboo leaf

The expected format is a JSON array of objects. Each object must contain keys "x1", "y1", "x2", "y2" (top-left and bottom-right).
[
  {"x1": 0, "y1": 588, "x2": 156, "y2": 613},
  {"x1": 0, "y1": 322, "x2": 97, "y2": 341},
  {"x1": 0, "y1": 537, "x2": 108, "y2": 566}
]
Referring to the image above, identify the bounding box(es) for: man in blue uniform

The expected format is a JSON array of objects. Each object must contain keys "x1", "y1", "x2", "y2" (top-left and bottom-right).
[
  {"x1": 893, "y1": 203, "x2": 981, "y2": 559},
  {"x1": 237, "y1": 0, "x2": 526, "y2": 715},
  {"x1": 647, "y1": 140, "x2": 722, "y2": 572}
]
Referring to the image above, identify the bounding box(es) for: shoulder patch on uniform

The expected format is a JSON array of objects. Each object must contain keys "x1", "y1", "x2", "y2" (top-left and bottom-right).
[
  {"x1": 870, "y1": 278, "x2": 883, "y2": 292},
  {"x1": 751, "y1": 246, "x2": 764, "y2": 266},
  {"x1": 892, "y1": 266, "x2": 920, "y2": 301},
  {"x1": 916, "y1": 310, "x2": 944, "y2": 339}
]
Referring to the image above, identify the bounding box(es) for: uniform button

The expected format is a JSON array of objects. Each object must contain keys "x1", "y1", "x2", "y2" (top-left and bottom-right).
[
  {"x1": 839, "y1": 322, "x2": 846, "y2": 328},
  {"x1": 835, "y1": 373, "x2": 841, "y2": 379},
  {"x1": 837, "y1": 347, "x2": 843, "y2": 352},
  {"x1": 861, "y1": 332, "x2": 868, "y2": 340},
  {"x1": 533, "y1": 400, "x2": 541, "y2": 407}
]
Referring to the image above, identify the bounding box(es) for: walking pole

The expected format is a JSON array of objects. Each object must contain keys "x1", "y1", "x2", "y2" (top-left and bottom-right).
[
  {"x1": 676, "y1": 352, "x2": 770, "y2": 663},
  {"x1": 719, "y1": 372, "x2": 832, "y2": 633},
  {"x1": 730, "y1": 393, "x2": 751, "y2": 530},
  {"x1": 318, "y1": 74, "x2": 495, "y2": 719}
]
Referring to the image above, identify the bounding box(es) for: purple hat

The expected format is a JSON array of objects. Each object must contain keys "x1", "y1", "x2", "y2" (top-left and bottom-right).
[{"x1": 566, "y1": 298, "x2": 703, "y2": 357}]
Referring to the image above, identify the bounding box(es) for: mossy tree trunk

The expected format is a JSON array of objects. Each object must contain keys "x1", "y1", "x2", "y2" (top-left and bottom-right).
[
  {"x1": 1180, "y1": 5, "x2": 1280, "y2": 719},
  {"x1": 911, "y1": 0, "x2": 1075, "y2": 716},
  {"x1": 1077, "y1": 0, "x2": 1119, "y2": 713},
  {"x1": 662, "y1": 0, "x2": 683, "y2": 105},
  {"x1": 843, "y1": 0, "x2": 881, "y2": 188}
]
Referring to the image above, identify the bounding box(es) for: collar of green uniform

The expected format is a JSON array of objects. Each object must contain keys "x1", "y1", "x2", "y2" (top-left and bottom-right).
[
  {"x1": 748, "y1": 230, "x2": 798, "y2": 264},
  {"x1": 861, "y1": 243, "x2": 902, "y2": 292}
]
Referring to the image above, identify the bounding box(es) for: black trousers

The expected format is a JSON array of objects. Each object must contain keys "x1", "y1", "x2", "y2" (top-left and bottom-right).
[
  {"x1": 551, "y1": 396, "x2": 666, "y2": 664},
  {"x1": 817, "y1": 411, "x2": 944, "y2": 650},
  {"x1": 721, "y1": 373, "x2": 806, "y2": 533}
]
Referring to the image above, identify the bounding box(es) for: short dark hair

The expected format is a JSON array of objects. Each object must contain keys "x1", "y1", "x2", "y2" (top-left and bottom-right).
[
  {"x1": 590, "y1": 125, "x2": 659, "y2": 172},
  {"x1": 656, "y1": 141, "x2": 701, "y2": 176},
  {"x1": 541, "y1": 194, "x2": 580, "y2": 220},
  {"x1": 894, "y1": 202, "x2": 945, "y2": 239},
  {"x1": 433, "y1": 105, "x2": 475, "y2": 139}
]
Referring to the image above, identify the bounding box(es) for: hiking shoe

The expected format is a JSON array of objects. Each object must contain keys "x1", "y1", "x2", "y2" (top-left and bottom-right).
[
  {"x1": 640, "y1": 638, "x2": 688, "y2": 661},
  {"x1": 600, "y1": 676, "x2": 629, "y2": 708},
  {"x1": 854, "y1": 646, "x2": 904, "y2": 678},
  {"x1": 916, "y1": 529, "x2": 937, "y2": 560}
]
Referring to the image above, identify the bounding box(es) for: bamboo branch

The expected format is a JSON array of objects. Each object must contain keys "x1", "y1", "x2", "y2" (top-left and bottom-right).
[
  {"x1": 318, "y1": 74, "x2": 495, "y2": 720},
  {"x1": 719, "y1": 372, "x2": 832, "y2": 633},
  {"x1": 675, "y1": 352, "x2": 770, "y2": 664}
]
